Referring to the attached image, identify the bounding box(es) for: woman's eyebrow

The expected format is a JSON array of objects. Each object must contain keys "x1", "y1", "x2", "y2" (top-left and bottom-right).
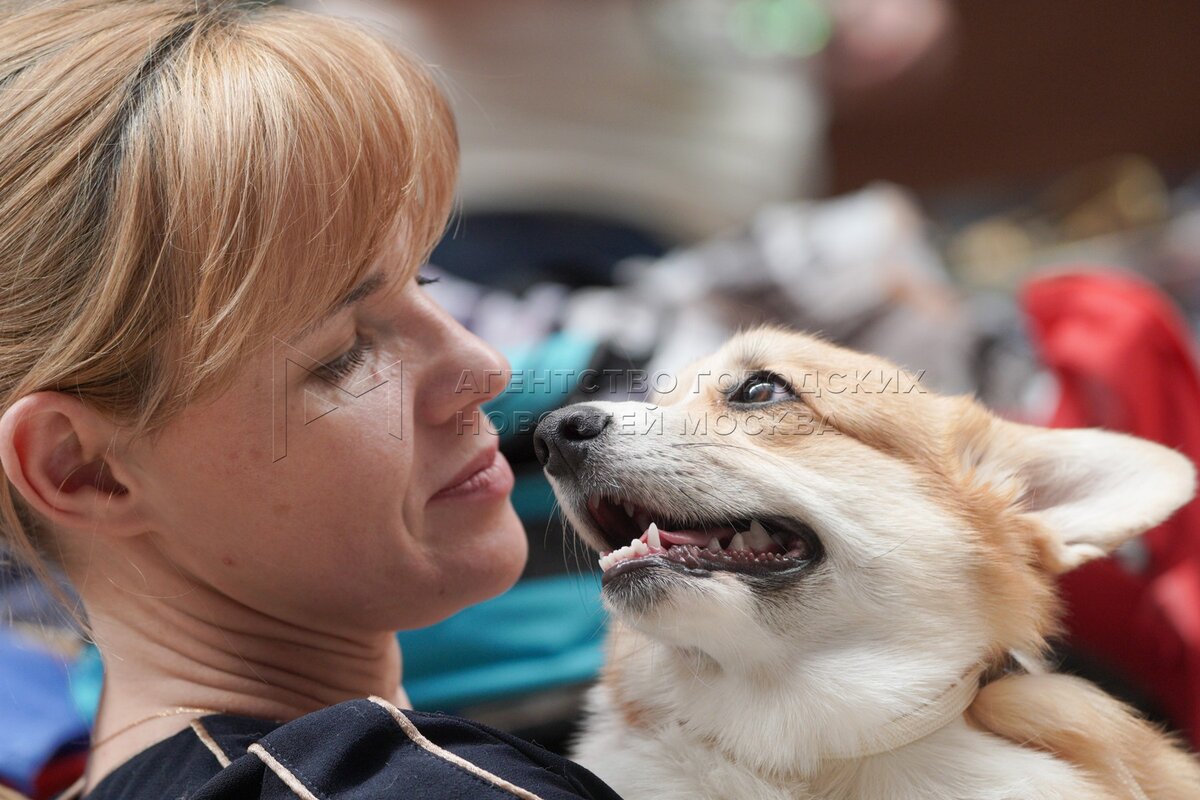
[
  {"x1": 286, "y1": 271, "x2": 387, "y2": 345},
  {"x1": 340, "y1": 271, "x2": 387, "y2": 307}
]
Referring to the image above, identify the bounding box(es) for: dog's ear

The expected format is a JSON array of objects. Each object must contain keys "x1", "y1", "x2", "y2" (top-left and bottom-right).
[{"x1": 958, "y1": 410, "x2": 1196, "y2": 574}]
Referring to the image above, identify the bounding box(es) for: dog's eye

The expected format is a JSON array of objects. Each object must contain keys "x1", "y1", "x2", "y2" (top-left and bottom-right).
[{"x1": 730, "y1": 372, "x2": 794, "y2": 405}]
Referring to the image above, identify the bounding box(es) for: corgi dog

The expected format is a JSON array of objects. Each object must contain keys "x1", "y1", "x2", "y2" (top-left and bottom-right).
[{"x1": 533, "y1": 326, "x2": 1200, "y2": 800}]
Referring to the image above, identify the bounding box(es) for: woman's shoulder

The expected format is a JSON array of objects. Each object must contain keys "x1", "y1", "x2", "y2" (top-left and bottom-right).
[{"x1": 82, "y1": 696, "x2": 623, "y2": 800}]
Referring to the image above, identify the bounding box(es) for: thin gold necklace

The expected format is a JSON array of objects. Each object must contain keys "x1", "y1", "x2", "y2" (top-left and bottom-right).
[{"x1": 90, "y1": 707, "x2": 226, "y2": 749}]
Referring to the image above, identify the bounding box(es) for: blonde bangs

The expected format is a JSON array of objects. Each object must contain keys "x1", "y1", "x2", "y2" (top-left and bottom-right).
[{"x1": 129, "y1": 8, "x2": 459, "y2": 421}]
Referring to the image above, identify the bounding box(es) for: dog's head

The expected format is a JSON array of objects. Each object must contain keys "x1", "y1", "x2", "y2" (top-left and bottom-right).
[{"x1": 535, "y1": 326, "x2": 1195, "y2": 676}]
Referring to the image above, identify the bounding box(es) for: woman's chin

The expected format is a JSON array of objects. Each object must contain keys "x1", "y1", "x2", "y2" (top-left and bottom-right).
[
  {"x1": 471, "y1": 505, "x2": 529, "y2": 595},
  {"x1": 437, "y1": 501, "x2": 528, "y2": 605}
]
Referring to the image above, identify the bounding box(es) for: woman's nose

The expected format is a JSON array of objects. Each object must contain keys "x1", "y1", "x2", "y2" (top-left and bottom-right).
[
  {"x1": 462, "y1": 333, "x2": 511, "y2": 406},
  {"x1": 415, "y1": 298, "x2": 511, "y2": 427}
]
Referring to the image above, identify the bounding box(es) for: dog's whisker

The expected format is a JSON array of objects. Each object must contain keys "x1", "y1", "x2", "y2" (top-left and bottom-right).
[{"x1": 858, "y1": 535, "x2": 916, "y2": 567}]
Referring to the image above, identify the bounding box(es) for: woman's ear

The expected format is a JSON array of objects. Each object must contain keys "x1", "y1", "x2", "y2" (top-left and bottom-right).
[
  {"x1": 0, "y1": 392, "x2": 145, "y2": 538},
  {"x1": 958, "y1": 409, "x2": 1196, "y2": 573}
]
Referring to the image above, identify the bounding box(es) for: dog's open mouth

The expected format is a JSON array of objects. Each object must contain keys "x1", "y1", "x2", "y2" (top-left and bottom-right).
[{"x1": 585, "y1": 494, "x2": 820, "y2": 583}]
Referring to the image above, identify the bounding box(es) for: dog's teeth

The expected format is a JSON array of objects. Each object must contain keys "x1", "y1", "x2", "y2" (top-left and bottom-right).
[
  {"x1": 623, "y1": 502, "x2": 635, "y2": 517},
  {"x1": 646, "y1": 522, "x2": 661, "y2": 549},
  {"x1": 728, "y1": 532, "x2": 748, "y2": 551},
  {"x1": 633, "y1": 539, "x2": 649, "y2": 556},
  {"x1": 745, "y1": 520, "x2": 773, "y2": 551},
  {"x1": 599, "y1": 554, "x2": 612, "y2": 570},
  {"x1": 706, "y1": 536, "x2": 721, "y2": 552}
]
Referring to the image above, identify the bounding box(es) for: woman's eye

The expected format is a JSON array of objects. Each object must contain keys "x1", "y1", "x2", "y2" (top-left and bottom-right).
[
  {"x1": 314, "y1": 336, "x2": 373, "y2": 384},
  {"x1": 415, "y1": 271, "x2": 440, "y2": 287},
  {"x1": 730, "y1": 372, "x2": 794, "y2": 405}
]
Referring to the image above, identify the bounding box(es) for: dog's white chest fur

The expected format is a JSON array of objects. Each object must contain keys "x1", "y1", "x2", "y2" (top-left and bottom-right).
[{"x1": 573, "y1": 663, "x2": 1097, "y2": 800}]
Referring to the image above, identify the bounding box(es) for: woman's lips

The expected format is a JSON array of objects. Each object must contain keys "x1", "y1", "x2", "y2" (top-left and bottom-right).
[{"x1": 429, "y1": 446, "x2": 514, "y2": 501}]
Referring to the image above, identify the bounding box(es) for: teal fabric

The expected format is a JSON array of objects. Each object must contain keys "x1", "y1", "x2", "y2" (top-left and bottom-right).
[
  {"x1": 69, "y1": 642, "x2": 102, "y2": 725},
  {"x1": 397, "y1": 572, "x2": 606, "y2": 712},
  {"x1": 510, "y1": 468, "x2": 561, "y2": 522},
  {"x1": 484, "y1": 332, "x2": 597, "y2": 440}
]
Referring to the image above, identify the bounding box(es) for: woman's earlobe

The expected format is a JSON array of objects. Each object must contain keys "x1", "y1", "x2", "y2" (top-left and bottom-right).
[{"x1": 0, "y1": 391, "x2": 142, "y2": 537}]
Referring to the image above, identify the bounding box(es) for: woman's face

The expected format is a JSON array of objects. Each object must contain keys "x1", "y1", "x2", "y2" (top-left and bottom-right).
[{"x1": 130, "y1": 254, "x2": 526, "y2": 633}]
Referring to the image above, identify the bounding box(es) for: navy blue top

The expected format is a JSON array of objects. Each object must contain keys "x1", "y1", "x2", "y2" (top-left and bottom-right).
[{"x1": 81, "y1": 697, "x2": 623, "y2": 799}]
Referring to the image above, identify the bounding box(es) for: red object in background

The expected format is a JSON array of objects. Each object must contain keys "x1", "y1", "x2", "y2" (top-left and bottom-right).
[
  {"x1": 33, "y1": 751, "x2": 87, "y2": 800},
  {"x1": 1022, "y1": 268, "x2": 1200, "y2": 746}
]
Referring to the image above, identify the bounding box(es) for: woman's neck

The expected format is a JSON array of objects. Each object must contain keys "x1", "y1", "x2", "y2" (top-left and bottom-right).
[{"x1": 78, "y1": 548, "x2": 409, "y2": 794}]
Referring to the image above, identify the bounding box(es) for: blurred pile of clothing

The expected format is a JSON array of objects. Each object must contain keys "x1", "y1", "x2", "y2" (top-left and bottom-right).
[{"x1": 432, "y1": 183, "x2": 979, "y2": 396}]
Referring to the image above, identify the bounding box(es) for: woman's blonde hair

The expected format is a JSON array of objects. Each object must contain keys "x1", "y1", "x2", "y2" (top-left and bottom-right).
[{"x1": 0, "y1": 0, "x2": 458, "y2": 591}]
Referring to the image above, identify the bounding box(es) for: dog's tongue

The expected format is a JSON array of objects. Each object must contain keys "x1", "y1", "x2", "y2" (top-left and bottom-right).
[{"x1": 651, "y1": 527, "x2": 728, "y2": 547}]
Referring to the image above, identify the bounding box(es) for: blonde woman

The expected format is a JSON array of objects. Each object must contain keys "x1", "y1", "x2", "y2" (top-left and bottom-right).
[{"x1": 0, "y1": 1, "x2": 622, "y2": 797}]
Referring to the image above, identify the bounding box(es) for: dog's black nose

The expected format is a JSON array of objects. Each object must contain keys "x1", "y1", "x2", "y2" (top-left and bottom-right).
[{"x1": 533, "y1": 406, "x2": 612, "y2": 476}]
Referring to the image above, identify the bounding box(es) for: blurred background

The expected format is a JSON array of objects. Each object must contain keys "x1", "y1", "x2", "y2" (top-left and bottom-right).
[{"x1": 6, "y1": 1, "x2": 1200, "y2": 796}]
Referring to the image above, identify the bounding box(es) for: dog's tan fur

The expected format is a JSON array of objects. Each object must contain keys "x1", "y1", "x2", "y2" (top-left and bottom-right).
[
  {"x1": 968, "y1": 673, "x2": 1200, "y2": 800},
  {"x1": 545, "y1": 326, "x2": 1200, "y2": 799}
]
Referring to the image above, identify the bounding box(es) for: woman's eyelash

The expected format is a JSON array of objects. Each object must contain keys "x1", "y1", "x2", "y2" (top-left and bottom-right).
[
  {"x1": 315, "y1": 336, "x2": 372, "y2": 383},
  {"x1": 313, "y1": 273, "x2": 432, "y2": 383}
]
